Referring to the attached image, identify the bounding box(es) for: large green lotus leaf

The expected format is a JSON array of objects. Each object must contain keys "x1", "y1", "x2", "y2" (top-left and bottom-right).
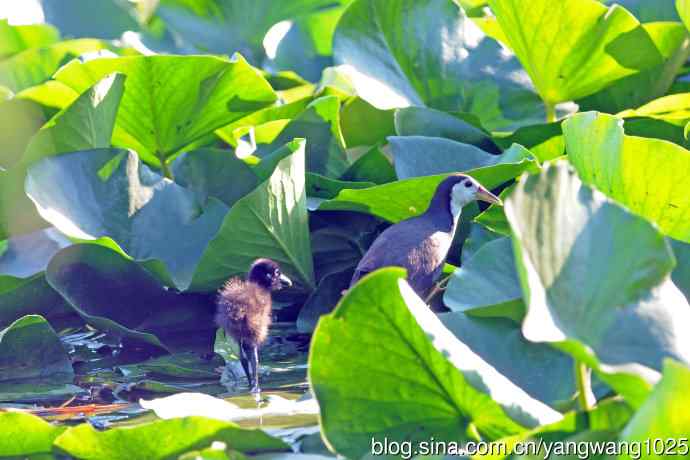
[
  {"x1": 0, "y1": 274, "x2": 73, "y2": 332},
  {"x1": 189, "y1": 139, "x2": 315, "y2": 292},
  {"x1": 439, "y1": 313, "x2": 575, "y2": 408},
  {"x1": 671, "y1": 239, "x2": 690, "y2": 301},
  {"x1": 620, "y1": 360, "x2": 690, "y2": 454},
  {"x1": 394, "y1": 107, "x2": 500, "y2": 154},
  {"x1": 172, "y1": 148, "x2": 259, "y2": 208},
  {"x1": 46, "y1": 244, "x2": 217, "y2": 353},
  {"x1": 0, "y1": 39, "x2": 106, "y2": 92},
  {"x1": 0, "y1": 20, "x2": 59, "y2": 59},
  {"x1": 309, "y1": 268, "x2": 561, "y2": 459},
  {"x1": 0, "y1": 411, "x2": 66, "y2": 457},
  {"x1": 505, "y1": 161, "x2": 690, "y2": 408},
  {"x1": 26, "y1": 148, "x2": 228, "y2": 290},
  {"x1": 316, "y1": 150, "x2": 538, "y2": 222},
  {"x1": 563, "y1": 112, "x2": 690, "y2": 242},
  {"x1": 444, "y1": 237, "x2": 523, "y2": 320},
  {"x1": 54, "y1": 54, "x2": 277, "y2": 167},
  {"x1": 54, "y1": 417, "x2": 288, "y2": 460},
  {"x1": 333, "y1": 0, "x2": 545, "y2": 131},
  {"x1": 0, "y1": 73, "x2": 125, "y2": 238},
  {"x1": 0, "y1": 314, "x2": 73, "y2": 381},
  {"x1": 155, "y1": 0, "x2": 342, "y2": 63},
  {"x1": 577, "y1": 22, "x2": 690, "y2": 114},
  {"x1": 390, "y1": 137, "x2": 535, "y2": 179},
  {"x1": 488, "y1": 0, "x2": 663, "y2": 105},
  {"x1": 257, "y1": 96, "x2": 349, "y2": 178}
]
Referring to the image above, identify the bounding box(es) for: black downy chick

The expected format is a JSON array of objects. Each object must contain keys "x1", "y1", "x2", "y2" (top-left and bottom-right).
[{"x1": 215, "y1": 258, "x2": 292, "y2": 393}]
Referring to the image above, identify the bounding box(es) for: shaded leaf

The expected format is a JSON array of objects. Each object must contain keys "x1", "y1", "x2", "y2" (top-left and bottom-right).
[
  {"x1": 390, "y1": 137, "x2": 535, "y2": 179},
  {"x1": 258, "y1": 96, "x2": 349, "y2": 178},
  {"x1": 27, "y1": 148, "x2": 228, "y2": 290},
  {"x1": 505, "y1": 161, "x2": 690, "y2": 408},
  {"x1": 394, "y1": 107, "x2": 499, "y2": 153},
  {"x1": 444, "y1": 237, "x2": 523, "y2": 320},
  {"x1": 671, "y1": 239, "x2": 690, "y2": 301},
  {"x1": 41, "y1": 0, "x2": 140, "y2": 40},
  {"x1": 46, "y1": 244, "x2": 217, "y2": 354},
  {"x1": 0, "y1": 73, "x2": 125, "y2": 238},
  {"x1": 155, "y1": 0, "x2": 341, "y2": 63},
  {"x1": 296, "y1": 270, "x2": 352, "y2": 333},
  {"x1": 189, "y1": 139, "x2": 315, "y2": 291},
  {"x1": 0, "y1": 314, "x2": 73, "y2": 382},
  {"x1": 172, "y1": 148, "x2": 259, "y2": 208},
  {"x1": 439, "y1": 313, "x2": 576, "y2": 408}
]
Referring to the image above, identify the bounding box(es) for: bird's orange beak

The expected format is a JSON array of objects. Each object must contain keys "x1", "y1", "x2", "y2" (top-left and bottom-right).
[{"x1": 476, "y1": 187, "x2": 502, "y2": 206}]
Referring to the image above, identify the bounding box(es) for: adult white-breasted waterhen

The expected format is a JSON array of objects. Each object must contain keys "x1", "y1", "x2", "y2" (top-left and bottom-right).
[
  {"x1": 349, "y1": 174, "x2": 501, "y2": 299},
  {"x1": 215, "y1": 258, "x2": 292, "y2": 393}
]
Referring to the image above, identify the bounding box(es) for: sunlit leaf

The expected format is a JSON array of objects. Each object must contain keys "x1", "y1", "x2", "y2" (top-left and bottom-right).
[
  {"x1": 310, "y1": 268, "x2": 561, "y2": 459},
  {"x1": 563, "y1": 112, "x2": 690, "y2": 242},
  {"x1": 54, "y1": 54, "x2": 277, "y2": 167}
]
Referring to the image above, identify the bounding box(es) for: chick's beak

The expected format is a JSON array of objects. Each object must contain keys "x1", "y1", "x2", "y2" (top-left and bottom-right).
[
  {"x1": 279, "y1": 273, "x2": 292, "y2": 288},
  {"x1": 476, "y1": 187, "x2": 503, "y2": 206}
]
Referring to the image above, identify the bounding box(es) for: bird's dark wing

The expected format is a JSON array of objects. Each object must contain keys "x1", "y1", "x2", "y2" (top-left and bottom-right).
[{"x1": 350, "y1": 217, "x2": 451, "y2": 294}]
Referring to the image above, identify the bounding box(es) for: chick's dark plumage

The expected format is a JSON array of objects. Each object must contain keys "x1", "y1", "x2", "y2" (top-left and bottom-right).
[
  {"x1": 215, "y1": 258, "x2": 291, "y2": 393},
  {"x1": 215, "y1": 277, "x2": 272, "y2": 347}
]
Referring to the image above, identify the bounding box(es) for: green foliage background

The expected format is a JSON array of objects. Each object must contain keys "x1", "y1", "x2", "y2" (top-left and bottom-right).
[{"x1": 0, "y1": 0, "x2": 689, "y2": 458}]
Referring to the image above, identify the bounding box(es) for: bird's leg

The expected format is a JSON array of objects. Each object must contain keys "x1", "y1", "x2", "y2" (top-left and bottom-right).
[
  {"x1": 238, "y1": 338, "x2": 252, "y2": 385},
  {"x1": 241, "y1": 340, "x2": 261, "y2": 394},
  {"x1": 425, "y1": 276, "x2": 451, "y2": 304}
]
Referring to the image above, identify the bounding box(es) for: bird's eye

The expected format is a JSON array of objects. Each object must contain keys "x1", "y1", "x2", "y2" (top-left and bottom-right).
[{"x1": 464, "y1": 181, "x2": 473, "y2": 188}]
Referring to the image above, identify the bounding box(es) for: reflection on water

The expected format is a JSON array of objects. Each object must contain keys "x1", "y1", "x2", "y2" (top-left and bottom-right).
[{"x1": 49, "y1": 322, "x2": 316, "y2": 435}]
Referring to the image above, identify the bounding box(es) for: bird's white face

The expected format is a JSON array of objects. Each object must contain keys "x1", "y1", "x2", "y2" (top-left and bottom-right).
[{"x1": 450, "y1": 177, "x2": 502, "y2": 219}]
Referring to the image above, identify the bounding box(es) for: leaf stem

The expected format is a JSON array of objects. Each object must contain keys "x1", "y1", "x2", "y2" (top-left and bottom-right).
[
  {"x1": 157, "y1": 151, "x2": 174, "y2": 180},
  {"x1": 575, "y1": 361, "x2": 594, "y2": 411},
  {"x1": 545, "y1": 102, "x2": 557, "y2": 123}
]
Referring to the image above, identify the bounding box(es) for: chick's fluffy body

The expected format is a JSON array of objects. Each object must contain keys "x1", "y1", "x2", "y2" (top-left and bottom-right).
[{"x1": 215, "y1": 278, "x2": 272, "y2": 347}]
